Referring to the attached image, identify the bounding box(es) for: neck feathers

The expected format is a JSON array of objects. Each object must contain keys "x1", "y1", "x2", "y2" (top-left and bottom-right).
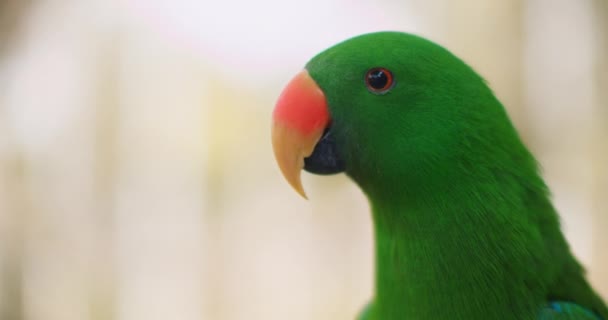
[{"x1": 368, "y1": 176, "x2": 553, "y2": 320}]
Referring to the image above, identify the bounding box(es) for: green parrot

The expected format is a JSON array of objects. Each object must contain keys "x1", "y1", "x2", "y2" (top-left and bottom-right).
[{"x1": 270, "y1": 32, "x2": 607, "y2": 320}]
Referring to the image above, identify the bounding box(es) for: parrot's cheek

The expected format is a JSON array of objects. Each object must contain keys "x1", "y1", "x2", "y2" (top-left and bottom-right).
[{"x1": 303, "y1": 126, "x2": 345, "y2": 175}]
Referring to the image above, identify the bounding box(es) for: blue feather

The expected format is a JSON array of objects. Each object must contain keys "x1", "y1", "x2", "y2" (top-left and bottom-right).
[{"x1": 539, "y1": 301, "x2": 602, "y2": 320}]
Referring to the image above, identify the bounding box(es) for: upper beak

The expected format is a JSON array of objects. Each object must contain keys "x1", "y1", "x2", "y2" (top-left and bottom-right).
[{"x1": 271, "y1": 70, "x2": 330, "y2": 198}]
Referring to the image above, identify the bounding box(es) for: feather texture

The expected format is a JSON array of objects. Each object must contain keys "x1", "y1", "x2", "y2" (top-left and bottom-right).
[{"x1": 290, "y1": 32, "x2": 608, "y2": 319}]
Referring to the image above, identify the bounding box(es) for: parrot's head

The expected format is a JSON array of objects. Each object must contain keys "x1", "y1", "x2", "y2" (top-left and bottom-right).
[{"x1": 272, "y1": 31, "x2": 526, "y2": 199}]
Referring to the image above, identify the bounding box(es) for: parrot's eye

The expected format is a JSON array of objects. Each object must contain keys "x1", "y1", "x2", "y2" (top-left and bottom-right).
[{"x1": 365, "y1": 68, "x2": 394, "y2": 94}]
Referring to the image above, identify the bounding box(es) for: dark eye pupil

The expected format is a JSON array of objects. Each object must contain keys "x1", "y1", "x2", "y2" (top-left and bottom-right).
[
  {"x1": 365, "y1": 67, "x2": 394, "y2": 94},
  {"x1": 367, "y1": 70, "x2": 388, "y2": 89}
]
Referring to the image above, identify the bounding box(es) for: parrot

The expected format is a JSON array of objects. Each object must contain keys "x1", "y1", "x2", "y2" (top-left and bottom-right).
[{"x1": 270, "y1": 32, "x2": 608, "y2": 320}]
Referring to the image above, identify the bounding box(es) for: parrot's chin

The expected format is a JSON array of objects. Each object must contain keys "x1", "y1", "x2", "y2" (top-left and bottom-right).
[{"x1": 303, "y1": 127, "x2": 345, "y2": 175}]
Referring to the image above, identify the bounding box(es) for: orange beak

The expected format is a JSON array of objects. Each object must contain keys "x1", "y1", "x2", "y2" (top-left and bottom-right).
[{"x1": 271, "y1": 70, "x2": 330, "y2": 198}]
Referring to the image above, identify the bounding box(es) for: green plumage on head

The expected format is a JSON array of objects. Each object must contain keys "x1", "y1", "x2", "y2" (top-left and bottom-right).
[{"x1": 272, "y1": 32, "x2": 607, "y2": 320}]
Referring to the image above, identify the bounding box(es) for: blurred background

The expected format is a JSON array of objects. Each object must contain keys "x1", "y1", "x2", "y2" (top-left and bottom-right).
[{"x1": 0, "y1": 0, "x2": 606, "y2": 319}]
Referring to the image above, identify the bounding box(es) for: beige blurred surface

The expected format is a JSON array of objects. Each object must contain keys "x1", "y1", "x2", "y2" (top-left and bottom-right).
[{"x1": 0, "y1": 0, "x2": 606, "y2": 319}]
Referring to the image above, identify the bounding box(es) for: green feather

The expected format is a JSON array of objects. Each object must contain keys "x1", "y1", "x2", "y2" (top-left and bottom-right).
[{"x1": 304, "y1": 32, "x2": 607, "y2": 320}]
